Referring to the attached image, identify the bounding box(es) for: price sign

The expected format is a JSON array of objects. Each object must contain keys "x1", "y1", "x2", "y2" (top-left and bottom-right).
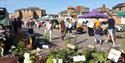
[
  {"x1": 73, "y1": 55, "x2": 86, "y2": 62},
  {"x1": 52, "y1": 59, "x2": 63, "y2": 63},
  {"x1": 42, "y1": 45, "x2": 49, "y2": 49},
  {"x1": 67, "y1": 44, "x2": 75, "y2": 49},
  {"x1": 108, "y1": 48, "x2": 121, "y2": 62}
]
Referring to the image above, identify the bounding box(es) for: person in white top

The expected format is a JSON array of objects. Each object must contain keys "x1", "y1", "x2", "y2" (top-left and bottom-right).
[{"x1": 44, "y1": 19, "x2": 52, "y2": 42}]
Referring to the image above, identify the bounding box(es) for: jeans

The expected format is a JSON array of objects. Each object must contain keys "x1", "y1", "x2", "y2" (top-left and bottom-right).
[{"x1": 95, "y1": 34, "x2": 101, "y2": 44}]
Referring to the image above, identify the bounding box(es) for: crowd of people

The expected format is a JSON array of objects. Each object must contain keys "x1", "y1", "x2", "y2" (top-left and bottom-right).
[
  {"x1": 7, "y1": 15, "x2": 117, "y2": 52},
  {"x1": 93, "y1": 16, "x2": 116, "y2": 46},
  {"x1": 58, "y1": 16, "x2": 116, "y2": 47},
  {"x1": 0, "y1": 13, "x2": 118, "y2": 57},
  {"x1": 10, "y1": 14, "x2": 117, "y2": 46}
]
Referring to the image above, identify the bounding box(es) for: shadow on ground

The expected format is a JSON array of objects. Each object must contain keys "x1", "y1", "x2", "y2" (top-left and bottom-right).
[
  {"x1": 33, "y1": 33, "x2": 57, "y2": 49},
  {"x1": 75, "y1": 39, "x2": 88, "y2": 45}
]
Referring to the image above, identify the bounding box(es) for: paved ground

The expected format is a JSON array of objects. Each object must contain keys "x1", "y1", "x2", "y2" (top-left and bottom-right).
[{"x1": 32, "y1": 27, "x2": 125, "y2": 53}]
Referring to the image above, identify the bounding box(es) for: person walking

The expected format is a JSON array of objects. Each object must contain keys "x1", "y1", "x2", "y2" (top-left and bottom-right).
[
  {"x1": 60, "y1": 18, "x2": 66, "y2": 40},
  {"x1": 12, "y1": 18, "x2": 18, "y2": 33},
  {"x1": 105, "y1": 16, "x2": 116, "y2": 46},
  {"x1": 94, "y1": 27, "x2": 102, "y2": 44},
  {"x1": 94, "y1": 18, "x2": 102, "y2": 45},
  {"x1": 16, "y1": 17, "x2": 23, "y2": 33},
  {"x1": 44, "y1": 19, "x2": 53, "y2": 42},
  {"x1": 66, "y1": 18, "x2": 73, "y2": 36}
]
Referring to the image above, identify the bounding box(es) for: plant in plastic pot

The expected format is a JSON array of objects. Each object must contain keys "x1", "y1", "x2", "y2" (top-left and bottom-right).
[
  {"x1": 121, "y1": 32, "x2": 125, "y2": 63},
  {"x1": 92, "y1": 52, "x2": 106, "y2": 63},
  {"x1": 43, "y1": 32, "x2": 50, "y2": 42},
  {"x1": 82, "y1": 48, "x2": 106, "y2": 63},
  {"x1": 12, "y1": 40, "x2": 30, "y2": 63}
]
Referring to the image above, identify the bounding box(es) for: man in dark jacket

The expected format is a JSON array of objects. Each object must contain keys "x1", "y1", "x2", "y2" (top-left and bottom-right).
[
  {"x1": 106, "y1": 16, "x2": 116, "y2": 46},
  {"x1": 16, "y1": 17, "x2": 23, "y2": 33}
]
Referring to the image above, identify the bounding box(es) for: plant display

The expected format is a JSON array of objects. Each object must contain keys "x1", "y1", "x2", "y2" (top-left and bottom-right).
[
  {"x1": 12, "y1": 40, "x2": 29, "y2": 55},
  {"x1": 46, "y1": 46, "x2": 79, "y2": 63},
  {"x1": 82, "y1": 48, "x2": 106, "y2": 63},
  {"x1": 122, "y1": 32, "x2": 125, "y2": 53},
  {"x1": 46, "y1": 55, "x2": 53, "y2": 63},
  {"x1": 92, "y1": 52, "x2": 106, "y2": 63},
  {"x1": 46, "y1": 46, "x2": 106, "y2": 63},
  {"x1": 30, "y1": 54, "x2": 35, "y2": 63},
  {"x1": 43, "y1": 32, "x2": 50, "y2": 42},
  {"x1": 0, "y1": 41, "x2": 4, "y2": 57}
]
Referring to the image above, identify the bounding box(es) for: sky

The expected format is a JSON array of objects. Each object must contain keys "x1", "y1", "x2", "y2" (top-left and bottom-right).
[{"x1": 0, "y1": 0, "x2": 125, "y2": 14}]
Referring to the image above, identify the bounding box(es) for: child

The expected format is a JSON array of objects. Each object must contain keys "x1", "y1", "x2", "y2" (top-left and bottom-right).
[{"x1": 94, "y1": 27, "x2": 102, "y2": 44}]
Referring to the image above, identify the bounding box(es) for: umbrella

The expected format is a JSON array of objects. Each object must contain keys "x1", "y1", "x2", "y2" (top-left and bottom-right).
[
  {"x1": 42, "y1": 15, "x2": 53, "y2": 20},
  {"x1": 37, "y1": 17, "x2": 45, "y2": 22},
  {"x1": 78, "y1": 10, "x2": 108, "y2": 18},
  {"x1": 37, "y1": 15, "x2": 54, "y2": 22},
  {"x1": 117, "y1": 11, "x2": 125, "y2": 17}
]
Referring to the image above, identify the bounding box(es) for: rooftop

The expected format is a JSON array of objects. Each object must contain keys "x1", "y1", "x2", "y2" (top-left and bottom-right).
[
  {"x1": 14, "y1": 7, "x2": 44, "y2": 12},
  {"x1": 113, "y1": 3, "x2": 125, "y2": 9}
]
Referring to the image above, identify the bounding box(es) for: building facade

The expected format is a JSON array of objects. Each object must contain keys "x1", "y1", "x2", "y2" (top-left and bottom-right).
[
  {"x1": 97, "y1": 4, "x2": 110, "y2": 13},
  {"x1": 58, "y1": 6, "x2": 89, "y2": 18},
  {"x1": 112, "y1": 3, "x2": 125, "y2": 24},
  {"x1": 14, "y1": 7, "x2": 46, "y2": 19},
  {"x1": 112, "y1": 3, "x2": 125, "y2": 13}
]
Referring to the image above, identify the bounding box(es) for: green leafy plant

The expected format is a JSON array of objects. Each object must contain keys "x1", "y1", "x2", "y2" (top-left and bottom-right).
[
  {"x1": 47, "y1": 46, "x2": 80, "y2": 63},
  {"x1": 82, "y1": 48, "x2": 106, "y2": 63},
  {"x1": 122, "y1": 32, "x2": 125, "y2": 53},
  {"x1": 46, "y1": 55, "x2": 53, "y2": 63},
  {"x1": 30, "y1": 53, "x2": 36, "y2": 63},
  {"x1": 92, "y1": 52, "x2": 106, "y2": 63},
  {"x1": 43, "y1": 32, "x2": 50, "y2": 42},
  {"x1": 13, "y1": 41, "x2": 29, "y2": 55},
  {"x1": 11, "y1": 40, "x2": 30, "y2": 63}
]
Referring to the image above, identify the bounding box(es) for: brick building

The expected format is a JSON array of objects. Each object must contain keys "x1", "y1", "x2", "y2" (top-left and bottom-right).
[
  {"x1": 14, "y1": 7, "x2": 46, "y2": 19},
  {"x1": 58, "y1": 6, "x2": 89, "y2": 18},
  {"x1": 112, "y1": 3, "x2": 125, "y2": 24},
  {"x1": 112, "y1": 3, "x2": 125, "y2": 13}
]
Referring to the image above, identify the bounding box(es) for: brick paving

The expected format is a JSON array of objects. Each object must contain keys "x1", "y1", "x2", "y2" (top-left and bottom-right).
[{"x1": 33, "y1": 27, "x2": 125, "y2": 53}]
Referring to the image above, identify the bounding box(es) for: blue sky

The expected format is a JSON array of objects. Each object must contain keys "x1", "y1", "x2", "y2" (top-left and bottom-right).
[{"x1": 0, "y1": 0, "x2": 125, "y2": 14}]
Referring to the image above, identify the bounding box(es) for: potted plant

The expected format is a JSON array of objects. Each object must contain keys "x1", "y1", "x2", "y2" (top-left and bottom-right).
[
  {"x1": 12, "y1": 40, "x2": 30, "y2": 63},
  {"x1": 121, "y1": 32, "x2": 125, "y2": 63},
  {"x1": 82, "y1": 48, "x2": 106, "y2": 63}
]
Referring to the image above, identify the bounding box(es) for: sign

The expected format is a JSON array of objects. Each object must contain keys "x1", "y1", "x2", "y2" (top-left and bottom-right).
[
  {"x1": 52, "y1": 59, "x2": 63, "y2": 63},
  {"x1": 52, "y1": 59, "x2": 57, "y2": 63},
  {"x1": 42, "y1": 45, "x2": 49, "y2": 49},
  {"x1": 108, "y1": 48, "x2": 121, "y2": 62},
  {"x1": 73, "y1": 55, "x2": 86, "y2": 62},
  {"x1": 58, "y1": 59, "x2": 63, "y2": 63},
  {"x1": 67, "y1": 44, "x2": 75, "y2": 49},
  {"x1": 24, "y1": 53, "x2": 30, "y2": 63}
]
